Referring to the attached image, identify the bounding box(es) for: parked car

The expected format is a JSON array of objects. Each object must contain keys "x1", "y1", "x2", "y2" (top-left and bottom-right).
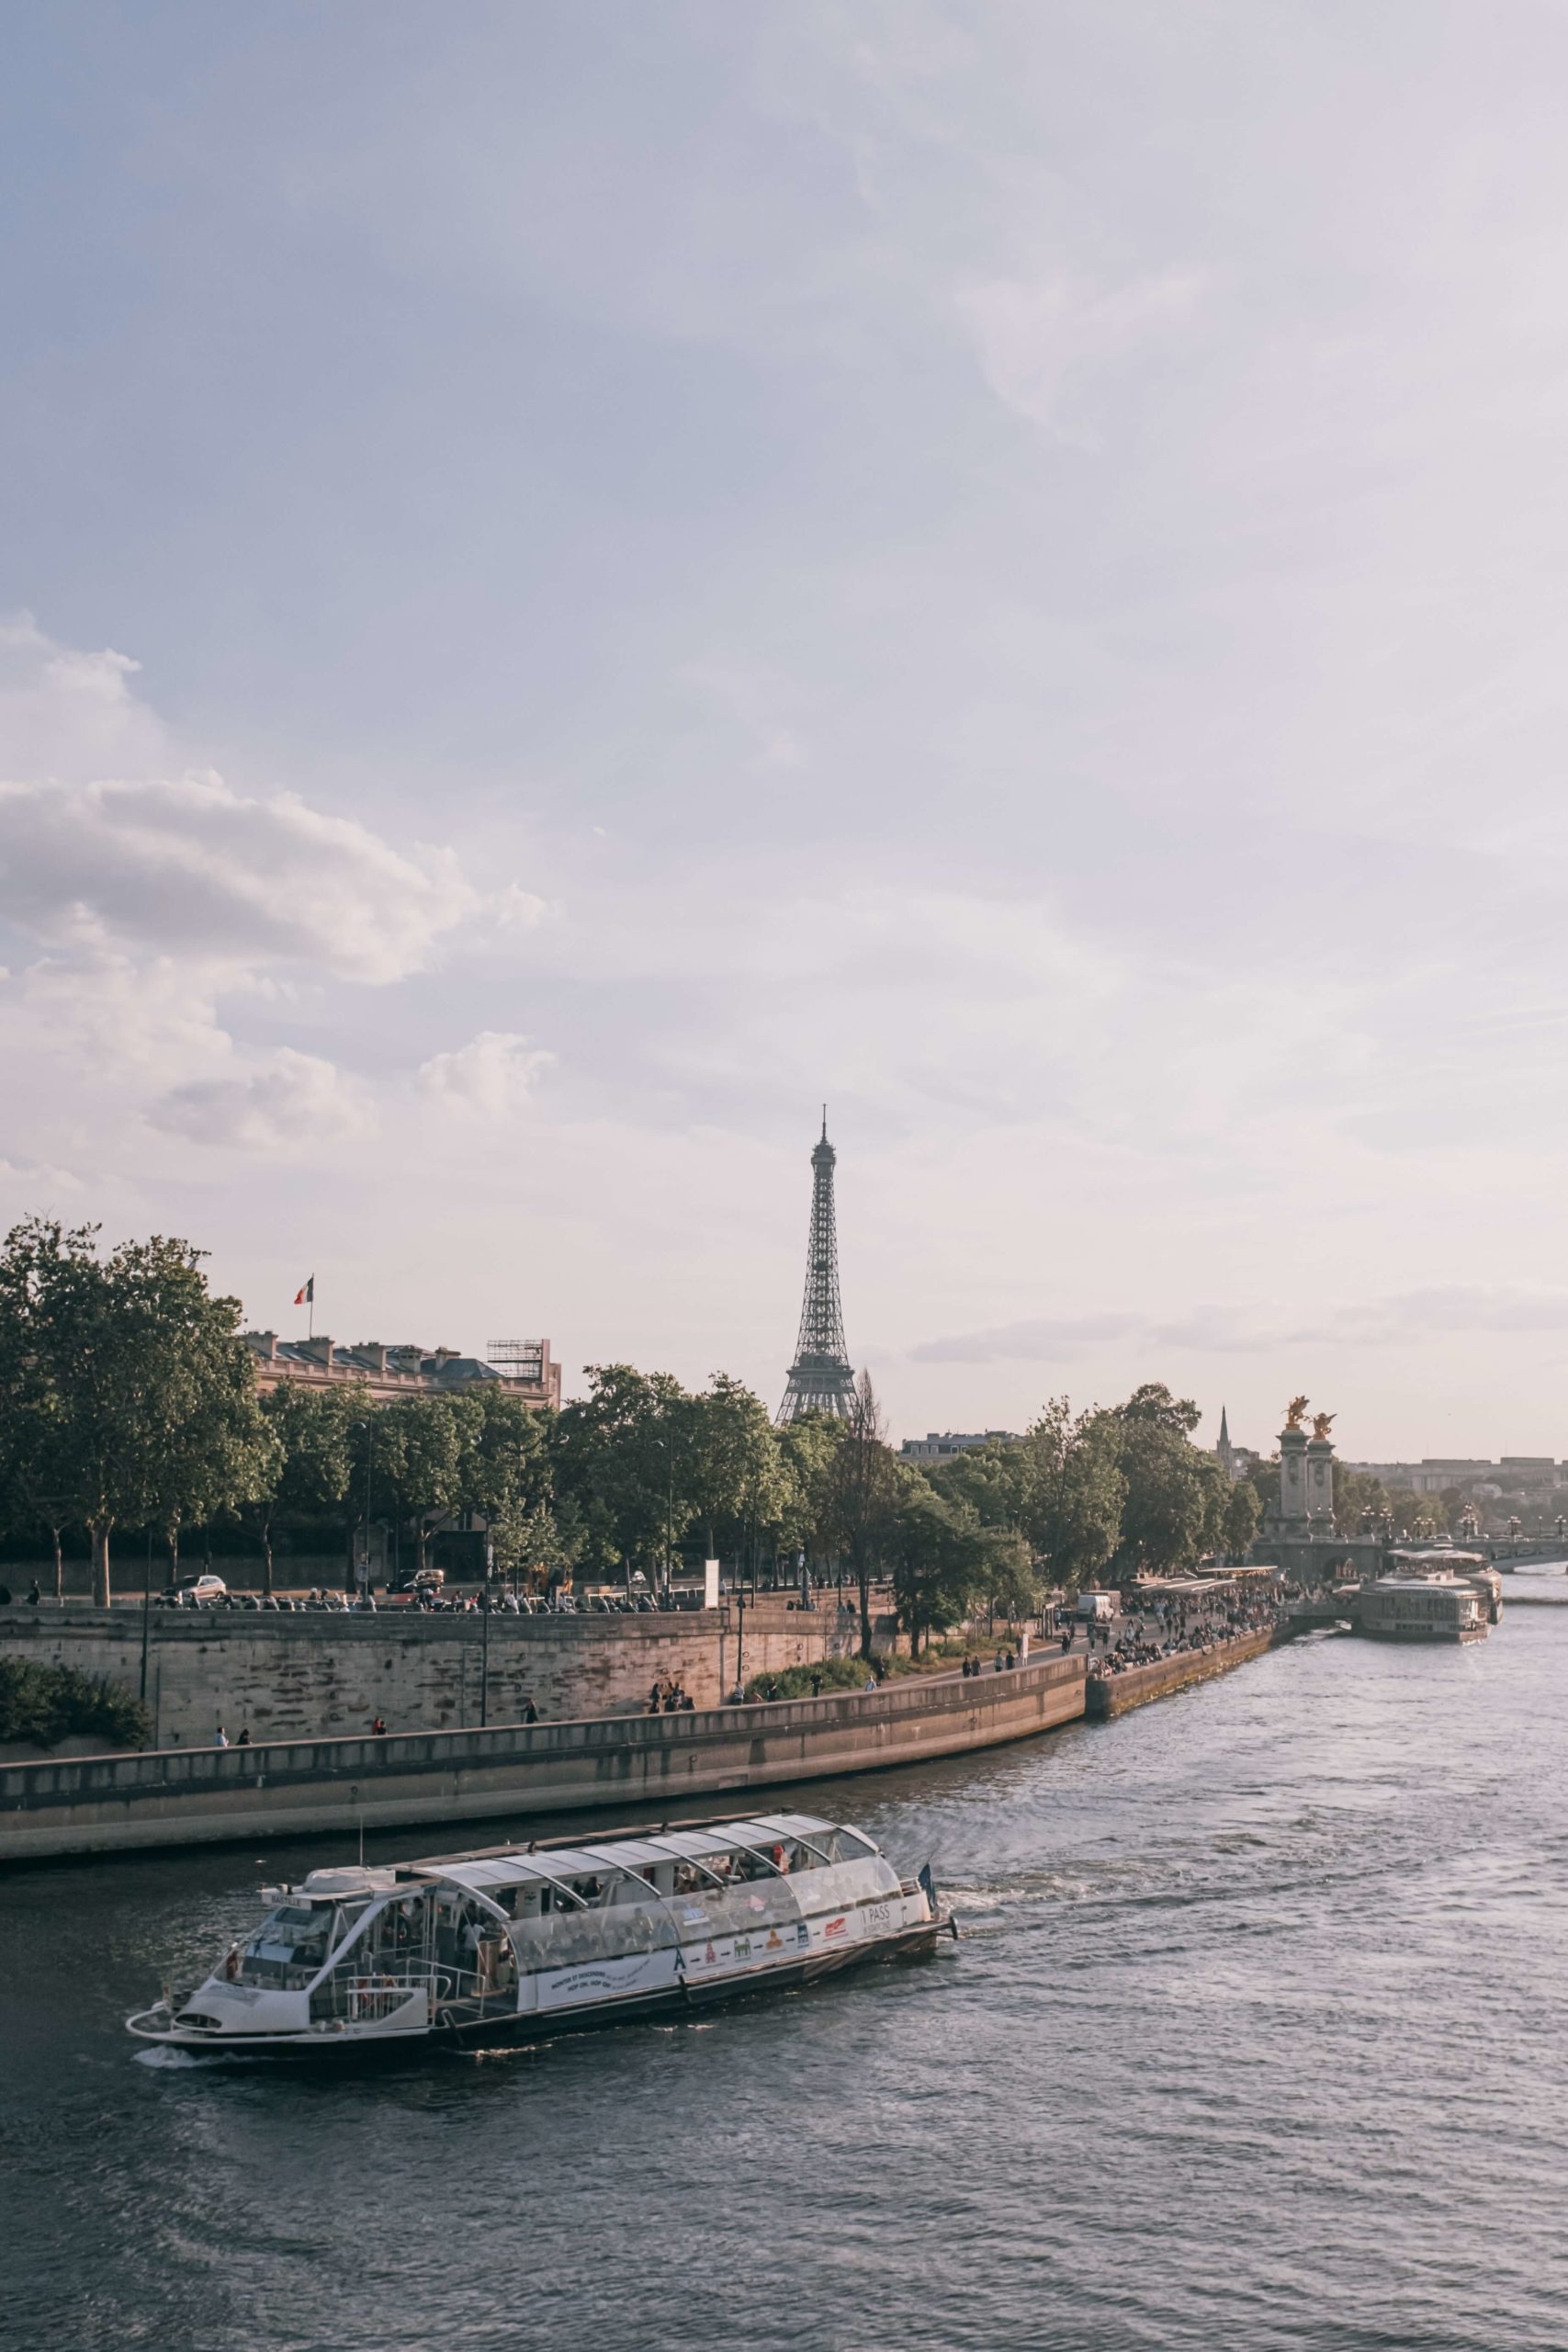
[{"x1": 168, "y1": 1574, "x2": 227, "y2": 1608}]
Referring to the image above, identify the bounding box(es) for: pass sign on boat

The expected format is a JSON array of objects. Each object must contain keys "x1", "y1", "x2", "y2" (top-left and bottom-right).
[{"x1": 126, "y1": 1814, "x2": 949, "y2": 2056}]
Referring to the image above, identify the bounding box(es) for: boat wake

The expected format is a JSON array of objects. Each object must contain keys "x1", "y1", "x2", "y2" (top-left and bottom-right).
[{"x1": 134, "y1": 2043, "x2": 222, "y2": 2070}]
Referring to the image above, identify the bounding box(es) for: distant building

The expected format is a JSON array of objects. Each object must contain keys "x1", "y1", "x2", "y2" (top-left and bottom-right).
[
  {"x1": 1214, "y1": 1407, "x2": 1261, "y2": 1483},
  {"x1": 244, "y1": 1333, "x2": 561, "y2": 1411},
  {"x1": 900, "y1": 1430, "x2": 1020, "y2": 1463},
  {"x1": 1340, "y1": 1456, "x2": 1563, "y2": 1497}
]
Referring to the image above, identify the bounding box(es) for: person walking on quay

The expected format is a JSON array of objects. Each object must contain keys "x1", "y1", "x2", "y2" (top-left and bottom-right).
[
  {"x1": 26, "y1": 1577, "x2": 39, "y2": 1606},
  {"x1": 371, "y1": 1715, "x2": 387, "y2": 1736}
]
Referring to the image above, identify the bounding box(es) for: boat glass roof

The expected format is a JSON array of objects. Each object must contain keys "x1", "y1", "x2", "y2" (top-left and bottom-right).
[{"x1": 423, "y1": 1815, "x2": 848, "y2": 1893}]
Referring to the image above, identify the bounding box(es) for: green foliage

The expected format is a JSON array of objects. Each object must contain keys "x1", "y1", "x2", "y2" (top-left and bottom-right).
[
  {"x1": 371, "y1": 1394, "x2": 468, "y2": 1569},
  {"x1": 743, "y1": 1655, "x2": 869, "y2": 1701},
  {"x1": 1217, "y1": 1474, "x2": 1260, "y2": 1557},
  {"x1": 552, "y1": 1363, "x2": 697, "y2": 1577},
  {"x1": 0, "y1": 1658, "x2": 150, "y2": 1750},
  {"x1": 1103, "y1": 1385, "x2": 1224, "y2": 1576},
  {"x1": 0, "y1": 1219, "x2": 272, "y2": 1603},
  {"x1": 683, "y1": 1373, "x2": 789, "y2": 1560}
]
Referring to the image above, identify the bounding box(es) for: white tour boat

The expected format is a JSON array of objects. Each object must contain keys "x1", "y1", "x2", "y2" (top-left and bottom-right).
[{"x1": 127, "y1": 1813, "x2": 949, "y2": 2056}]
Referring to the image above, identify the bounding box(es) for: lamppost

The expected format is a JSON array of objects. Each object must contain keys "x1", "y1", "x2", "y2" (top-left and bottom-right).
[
  {"x1": 653, "y1": 1434, "x2": 677, "y2": 1600},
  {"x1": 140, "y1": 1526, "x2": 153, "y2": 1706}
]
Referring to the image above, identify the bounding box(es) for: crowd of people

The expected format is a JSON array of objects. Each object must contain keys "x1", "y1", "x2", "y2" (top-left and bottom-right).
[
  {"x1": 646, "y1": 1676, "x2": 696, "y2": 1713},
  {"x1": 1082, "y1": 1586, "x2": 1281, "y2": 1678}
]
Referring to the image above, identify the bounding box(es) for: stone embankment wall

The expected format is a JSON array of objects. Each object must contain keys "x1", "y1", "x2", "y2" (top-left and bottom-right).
[
  {"x1": 0, "y1": 1654, "x2": 1089, "y2": 1860},
  {"x1": 1083, "y1": 1628, "x2": 1279, "y2": 1720},
  {"x1": 0, "y1": 1602, "x2": 875, "y2": 1747}
]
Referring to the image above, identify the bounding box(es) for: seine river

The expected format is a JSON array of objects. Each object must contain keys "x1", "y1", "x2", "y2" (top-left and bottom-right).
[{"x1": 6, "y1": 1587, "x2": 1568, "y2": 2352}]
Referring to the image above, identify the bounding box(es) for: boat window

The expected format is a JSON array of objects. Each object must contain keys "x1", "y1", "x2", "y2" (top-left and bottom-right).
[
  {"x1": 794, "y1": 1857, "x2": 901, "y2": 1914},
  {"x1": 509, "y1": 1874, "x2": 676, "y2": 1971},
  {"x1": 685, "y1": 1878, "x2": 806, "y2": 1941},
  {"x1": 237, "y1": 1902, "x2": 343, "y2": 1989}
]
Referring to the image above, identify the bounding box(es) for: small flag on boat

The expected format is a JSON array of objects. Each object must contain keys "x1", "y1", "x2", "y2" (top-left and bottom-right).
[{"x1": 294, "y1": 1276, "x2": 314, "y2": 1306}]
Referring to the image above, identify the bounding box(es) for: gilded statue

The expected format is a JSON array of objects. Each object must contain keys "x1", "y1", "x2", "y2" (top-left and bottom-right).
[
  {"x1": 1311, "y1": 1411, "x2": 1336, "y2": 1442},
  {"x1": 1283, "y1": 1395, "x2": 1309, "y2": 1430}
]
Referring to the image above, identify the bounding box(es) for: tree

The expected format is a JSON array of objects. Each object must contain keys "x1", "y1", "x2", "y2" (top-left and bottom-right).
[
  {"x1": 1102, "y1": 1384, "x2": 1216, "y2": 1578},
  {"x1": 552, "y1": 1365, "x2": 695, "y2": 1584},
  {"x1": 1215, "y1": 1473, "x2": 1260, "y2": 1559},
  {"x1": 684, "y1": 1374, "x2": 788, "y2": 1577},
  {"x1": 821, "y1": 1371, "x2": 901, "y2": 1657},
  {"x1": 243, "y1": 1381, "x2": 361, "y2": 1593},
  {"x1": 927, "y1": 1406, "x2": 1124, "y2": 1597},
  {"x1": 373, "y1": 1394, "x2": 468, "y2": 1573},
  {"x1": 460, "y1": 1386, "x2": 571, "y2": 1589},
  {"x1": 774, "y1": 1410, "x2": 847, "y2": 1581},
  {"x1": 0, "y1": 1219, "x2": 271, "y2": 1604},
  {"x1": 885, "y1": 1476, "x2": 985, "y2": 1649}
]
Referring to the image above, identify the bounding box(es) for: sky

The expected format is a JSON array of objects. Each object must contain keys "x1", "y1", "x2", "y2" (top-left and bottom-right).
[{"x1": 4, "y1": 1, "x2": 1568, "y2": 1459}]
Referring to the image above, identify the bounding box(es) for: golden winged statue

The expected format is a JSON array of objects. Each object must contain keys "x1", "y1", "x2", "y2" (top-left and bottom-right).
[
  {"x1": 1284, "y1": 1395, "x2": 1309, "y2": 1430},
  {"x1": 1311, "y1": 1411, "x2": 1336, "y2": 1441}
]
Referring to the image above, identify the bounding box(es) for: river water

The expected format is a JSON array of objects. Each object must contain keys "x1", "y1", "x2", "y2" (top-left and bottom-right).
[{"x1": 6, "y1": 1587, "x2": 1568, "y2": 2352}]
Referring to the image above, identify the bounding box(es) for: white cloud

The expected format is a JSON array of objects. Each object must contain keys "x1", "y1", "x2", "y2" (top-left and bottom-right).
[
  {"x1": 0, "y1": 775, "x2": 477, "y2": 984},
  {"x1": 149, "y1": 1048, "x2": 377, "y2": 1153},
  {"x1": 417, "y1": 1030, "x2": 554, "y2": 1116},
  {"x1": 958, "y1": 267, "x2": 1206, "y2": 435},
  {"x1": 913, "y1": 1287, "x2": 1568, "y2": 1365}
]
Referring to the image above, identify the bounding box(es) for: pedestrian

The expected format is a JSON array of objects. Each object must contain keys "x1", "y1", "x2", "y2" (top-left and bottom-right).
[
  {"x1": 236, "y1": 1726, "x2": 252, "y2": 1747},
  {"x1": 371, "y1": 1715, "x2": 387, "y2": 1736},
  {"x1": 810, "y1": 1670, "x2": 823, "y2": 1697},
  {"x1": 26, "y1": 1578, "x2": 39, "y2": 1606},
  {"x1": 214, "y1": 1725, "x2": 229, "y2": 1748}
]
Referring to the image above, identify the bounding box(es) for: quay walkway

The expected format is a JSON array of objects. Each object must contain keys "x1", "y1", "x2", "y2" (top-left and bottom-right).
[{"x1": 0, "y1": 1651, "x2": 1088, "y2": 1862}]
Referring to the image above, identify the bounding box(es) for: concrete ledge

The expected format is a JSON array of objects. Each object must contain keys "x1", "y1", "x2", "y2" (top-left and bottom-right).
[
  {"x1": 0, "y1": 1655, "x2": 1087, "y2": 1860},
  {"x1": 1083, "y1": 1629, "x2": 1277, "y2": 1721}
]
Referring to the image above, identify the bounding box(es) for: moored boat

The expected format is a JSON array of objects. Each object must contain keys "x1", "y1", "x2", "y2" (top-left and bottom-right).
[{"x1": 127, "y1": 1813, "x2": 947, "y2": 2055}]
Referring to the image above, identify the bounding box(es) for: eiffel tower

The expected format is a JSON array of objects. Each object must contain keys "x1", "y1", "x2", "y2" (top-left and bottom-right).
[{"x1": 778, "y1": 1110, "x2": 857, "y2": 1423}]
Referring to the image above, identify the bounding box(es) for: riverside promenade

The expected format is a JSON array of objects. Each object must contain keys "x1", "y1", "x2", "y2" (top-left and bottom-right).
[
  {"x1": 0, "y1": 1650, "x2": 1089, "y2": 1861},
  {"x1": 1084, "y1": 1625, "x2": 1280, "y2": 1719}
]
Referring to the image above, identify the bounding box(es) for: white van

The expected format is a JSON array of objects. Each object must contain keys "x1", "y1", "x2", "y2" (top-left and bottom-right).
[{"x1": 1074, "y1": 1590, "x2": 1116, "y2": 1622}]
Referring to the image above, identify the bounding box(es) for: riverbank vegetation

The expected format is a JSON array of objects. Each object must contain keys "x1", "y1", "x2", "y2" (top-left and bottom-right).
[
  {"x1": 0, "y1": 1219, "x2": 1257, "y2": 1652},
  {"x1": 0, "y1": 1658, "x2": 151, "y2": 1750}
]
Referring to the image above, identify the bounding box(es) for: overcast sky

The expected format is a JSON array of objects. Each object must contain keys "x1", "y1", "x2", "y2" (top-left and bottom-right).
[{"x1": 6, "y1": 2, "x2": 1568, "y2": 1457}]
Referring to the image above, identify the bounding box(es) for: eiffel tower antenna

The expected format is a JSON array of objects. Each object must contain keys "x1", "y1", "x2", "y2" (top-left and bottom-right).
[{"x1": 778, "y1": 1110, "x2": 856, "y2": 1423}]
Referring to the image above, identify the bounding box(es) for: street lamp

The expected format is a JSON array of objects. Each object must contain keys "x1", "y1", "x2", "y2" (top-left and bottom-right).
[{"x1": 653, "y1": 1435, "x2": 676, "y2": 1600}]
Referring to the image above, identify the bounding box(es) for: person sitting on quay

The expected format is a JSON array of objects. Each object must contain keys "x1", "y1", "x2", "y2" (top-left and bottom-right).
[
  {"x1": 236, "y1": 1726, "x2": 252, "y2": 1747},
  {"x1": 214, "y1": 1724, "x2": 229, "y2": 1747},
  {"x1": 371, "y1": 1715, "x2": 388, "y2": 1736}
]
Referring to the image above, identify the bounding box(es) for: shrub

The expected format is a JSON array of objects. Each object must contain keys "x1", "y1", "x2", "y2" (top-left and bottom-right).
[
  {"x1": 0, "y1": 1659, "x2": 151, "y2": 1749},
  {"x1": 743, "y1": 1656, "x2": 870, "y2": 1702}
]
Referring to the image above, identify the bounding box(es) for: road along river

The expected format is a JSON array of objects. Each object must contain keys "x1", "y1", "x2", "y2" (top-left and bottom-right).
[{"x1": 4, "y1": 1595, "x2": 1567, "y2": 2352}]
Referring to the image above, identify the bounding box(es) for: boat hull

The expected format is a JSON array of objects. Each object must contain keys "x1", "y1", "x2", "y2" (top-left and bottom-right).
[{"x1": 129, "y1": 1917, "x2": 945, "y2": 2060}]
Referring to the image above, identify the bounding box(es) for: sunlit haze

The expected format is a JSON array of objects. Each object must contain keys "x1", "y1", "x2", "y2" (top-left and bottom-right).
[{"x1": 5, "y1": 4, "x2": 1568, "y2": 1457}]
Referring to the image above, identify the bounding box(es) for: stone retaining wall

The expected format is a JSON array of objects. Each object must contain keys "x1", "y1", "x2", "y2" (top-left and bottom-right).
[
  {"x1": 0, "y1": 1654, "x2": 1089, "y2": 1860},
  {"x1": 1083, "y1": 1628, "x2": 1278, "y2": 1720},
  {"x1": 0, "y1": 1601, "x2": 874, "y2": 1746}
]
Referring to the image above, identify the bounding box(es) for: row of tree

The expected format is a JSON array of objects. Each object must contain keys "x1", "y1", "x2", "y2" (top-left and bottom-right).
[{"x1": 0, "y1": 1220, "x2": 1259, "y2": 1651}]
